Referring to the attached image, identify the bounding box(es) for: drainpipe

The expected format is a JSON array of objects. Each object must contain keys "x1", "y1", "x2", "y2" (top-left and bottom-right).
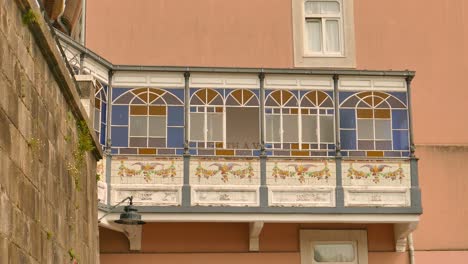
[
  {"x1": 57, "y1": 0, "x2": 70, "y2": 35},
  {"x1": 408, "y1": 233, "x2": 415, "y2": 264},
  {"x1": 81, "y1": 0, "x2": 86, "y2": 45}
]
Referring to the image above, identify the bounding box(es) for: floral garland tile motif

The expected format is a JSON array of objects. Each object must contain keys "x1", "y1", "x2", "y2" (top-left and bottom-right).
[
  {"x1": 272, "y1": 162, "x2": 331, "y2": 183},
  {"x1": 344, "y1": 161, "x2": 409, "y2": 185},
  {"x1": 111, "y1": 158, "x2": 183, "y2": 184},
  {"x1": 118, "y1": 161, "x2": 176, "y2": 183},
  {"x1": 195, "y1": 162, "x2": 254, "y2": 183},
  {"x1": 267, "y1": 161, "x2": 335, "y2": 185}
]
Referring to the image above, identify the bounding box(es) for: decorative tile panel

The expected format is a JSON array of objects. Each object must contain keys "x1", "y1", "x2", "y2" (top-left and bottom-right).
[
  {"x1": 191, "y1": 186, "x2": 258, "y2": 207},
  {"x1": 342, "y1": 160, "x2": 410, "y2": 186},
  {"x1": 342, "y1": 160, "x2": 411, "y2": 207},
  {"x1": 267, "y1": 159, "x2": 336, "y2": 207},
  {"x1": 268, "y1": 187, "x2": 335, "y2": 207},
  {"x1": 190, "y1": 158, "x2": 260, "y2": 206},
  {"x1": 109, "y1": 157, "x2": 183, "y2": 206},
  {"x1": 111, "y1": 157, "x2": 183, "y2": 185},
  {"x1": 111, "y1": 184, "x2": 181, "y2": 206},
  {"x1": 190, "y1": 158, "x2": 260, "y2": 185}
]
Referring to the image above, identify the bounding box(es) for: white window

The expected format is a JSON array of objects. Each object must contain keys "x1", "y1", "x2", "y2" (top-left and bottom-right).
[
  {"x1": 304, "y1": 0, "x2": 343, "y2": 56},
  {"x1": 292, "y1": 0, "x2": 355, "y2": 67},
  {"x1": 300, "y1": 230, "x2": 368, "y2": 264}
]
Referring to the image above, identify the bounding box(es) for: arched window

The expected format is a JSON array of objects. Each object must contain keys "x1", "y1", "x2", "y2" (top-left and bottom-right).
[
  {"x1": 340, "y1": 91, "x2": 409, "y2": 157},
  {"x1": 225, "y1": 89, "x2": 260, "y2": 149},
  {"x1": 265, "y1": 90, "x2": 335, "y2": 156},
  {"x1": 93, "y1": 82, "x2": 107, "y2": 145},
  {"x1": 300, "y1": 90, "x2": 335, "y2": 147},
  {"x1": 265, "y1": 90, "x2": 299, "y2": 146},
  {"x1": 112, "y1": 88, "x2": 184, "y2": 154},
  {"x1": 189, "y1": 88, "x2": 224, "y2": 148}
]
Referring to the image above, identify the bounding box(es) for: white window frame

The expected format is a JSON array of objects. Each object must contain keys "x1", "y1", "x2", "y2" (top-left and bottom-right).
[
  {"x1": 292, "y1": 0, "x2": 356, "y2": 68},
  {"x1": 303, "y1": 0, "x2": 344, "y2": 57},
  {"x1": 300, "y1": 230, "x2": 368, "y2": 264}
]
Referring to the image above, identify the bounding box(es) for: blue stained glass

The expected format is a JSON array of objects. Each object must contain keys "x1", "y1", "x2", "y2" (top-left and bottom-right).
[
  {"x1": 325, "y1": 91, "x2": 334, "y2": 98},
  {"x1": 290, "y1": 90, "x2": 299, "y2": 99},
  {"x1": 111, "y1": 105, "x2": 129, "y2": 125},
  {"x1": 252, "y1": 89, "x2": 260, "y2": 97},
  {"x1": 112, "y1": 88, "x2": 131, "y2": 100},
  {"x1": 111, "y1": 127, "x2": 129, "y2": 147},
  {"x1": 392, "y1": 110, "x2": 408, "y2": 129},
  {"x1": 167, "y1": 89, "x2": 185, "y2": 102},
  {"x1": 341, "y1": 130, "x2": 357, "y2": 149},
  {"x1": 100, "y1": 124, "x2": 106, "y2": 144},
  {"x1": 265, "y1": 90, "x2": 273, "y2": 96},
  {"x1": 111, "y1": 148, "x2": 118, "y2": 154},
  {"x1": 190, "y1": 89, "x2": 197, "y2": 96},
  {"x1": 402, "y1": 151, "x2": 410, "y2": 157},
  {"x1": 176, "y1": 149, "x2": 184, "y2": 155},
  {"x1": 393, "y1": 130, "x2": 409, "y2": 150},
  {"x1": 101, "y1": 103, "x2": 107, "y2": 122},
  {"x1": 328, "y1": 151, "x2": 336, "y2": 156},
  {"x1": 327, "y1": 109, "x2": 334, "y2": 115},
  {"x1": 339, "y1": 92, "x2": 354, "y2": 104},
  {"x1": 265, "y1": 108, "x2": 272, "y2": 114},
  {"x1": 265, "y1": 143, "x2": 273, "y2": 148},
  {"x1": 340, "y1": 109, "x2": 356, "y2": 129},
  {"x1": 189, "y1": 142, "x2": 196, "y2": 147},
  {"x1": 167, "y1": 127, "x2": 184, "y2": 147},
  {"x1": 389, "y1": 92, "x2": 407, "y2": 105},
  {"x1": 224, "y1": 89, "x2": 234, "y2": 96},
  {"x1": 266, "y1": 151, "x2": 273, "y2": 156},
  {"x1": 253, "y1": 150, "x2": 261, "y2": 156},
  {"x1": 341, "y1": 151, "x2": 348, "y2": 156},
  {"x1": 168, "y1": 106, "x2": 184, "y2": 126},
  {"x1": 189, "y1": 149, "x2": 197, "y2": 155}
]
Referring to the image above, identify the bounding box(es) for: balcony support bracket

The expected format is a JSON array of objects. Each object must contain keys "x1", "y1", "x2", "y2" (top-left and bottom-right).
[
  {"x1": 99, "y1": 216, "x2": 143, "y2": 251},
  {"x1": 394, "y1": 222, "x2": 418, "y2": 252},
  {"x1": 249, "y1": 221, "x2": 264, "y2": 251}
]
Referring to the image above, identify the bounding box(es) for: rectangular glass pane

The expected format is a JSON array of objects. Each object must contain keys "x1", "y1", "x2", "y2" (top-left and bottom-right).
[
  {"x1": 130, "y1": 116, "x2": 147, "y2": 137},
  {"x1": 207, "y1": 113, "x2": 223, "y2": 141},
  {"x1": 302, "y1": 115, "x2": 318, "y2": 143},
  {"x1": 266, "y1": 115, "x2": 281, "y2": 142},
  {"x1": 305, "y1": 1, "x2": 340, "y2": 15},
  {"x1": 314, "y1": 243, "x2": 355, "y2": 262},
  {"x1": 226, "y1": 108, "x2": 259, "y2": 149},
  {"x1": 357, "y1": 119, "x2": 374, "y2": 140},
  {"x1": 283, "y1": 115, "x2": 299, "y2": 142},
  {"x1": 375, "y1": 119, "x2": 391, "y2": 140},
  {"x1": 93, "y1": 109, "x2": 100, "y2": 131},
  {"x1": 321, "y1": 1, "x2": 340, "y2": 14},
  {"x1": 320, "y1": 115, "x2": 334, "y2": 143},
  {"x1": 325, "y1": 20, "x2": 340, "y2": 52},
  {"x1": 305, "y1": 1, "x2": 321, "y2": 14},
  {"x1": 306, "y1": 19, "x2": 322, "y2": 53},
  {"x1": 190, "y1": 113, "x2": 204, "y2": 141},
  {"x1": 148, "y1": 116, "x2": 166, "y2": 137}
]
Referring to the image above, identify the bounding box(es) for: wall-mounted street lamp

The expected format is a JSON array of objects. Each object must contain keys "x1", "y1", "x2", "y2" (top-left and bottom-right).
[{"x1": 98, "y1": 196, "x2": 145, "y2": 225}]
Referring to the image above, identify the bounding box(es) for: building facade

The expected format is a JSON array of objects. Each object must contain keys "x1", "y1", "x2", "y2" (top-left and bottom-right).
[{"x1": 60, "y1": 0, "x2": 468, "y2": 263}]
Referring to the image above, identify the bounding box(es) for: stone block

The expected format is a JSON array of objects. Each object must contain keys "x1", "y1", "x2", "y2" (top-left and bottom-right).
[
  {"x1": 0, "y1": 235, "x2": 8, "y2": 264},
  {"x1": 0, "y1": 107, "x2": 11, "y2": 154},
  {"x1": 0, "y1": 191, "x2": 12, "y2": 237}
]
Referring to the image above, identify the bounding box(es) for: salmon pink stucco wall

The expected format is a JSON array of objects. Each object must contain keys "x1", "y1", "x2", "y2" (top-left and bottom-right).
[
  {"x1": 85, "y1": 0, "x2": 293, "y2": 68},
  {"x1": 86, "y1": 0, "x2": 468, "y2": 144}
]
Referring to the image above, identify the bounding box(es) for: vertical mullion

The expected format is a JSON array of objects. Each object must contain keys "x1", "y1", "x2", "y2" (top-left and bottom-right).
[
  {"x1": 223, "y1": 103, "x2": 226, "y2": 149},
  {"x1": 298, "y1": 104, "x2": 302, "y2": 150},
  {"x1": 204, "y1": 106, "x2": 208, "y2": 148},
  {"x1": 321, "y1": 18, "x2": 326, "y2": 54}
]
